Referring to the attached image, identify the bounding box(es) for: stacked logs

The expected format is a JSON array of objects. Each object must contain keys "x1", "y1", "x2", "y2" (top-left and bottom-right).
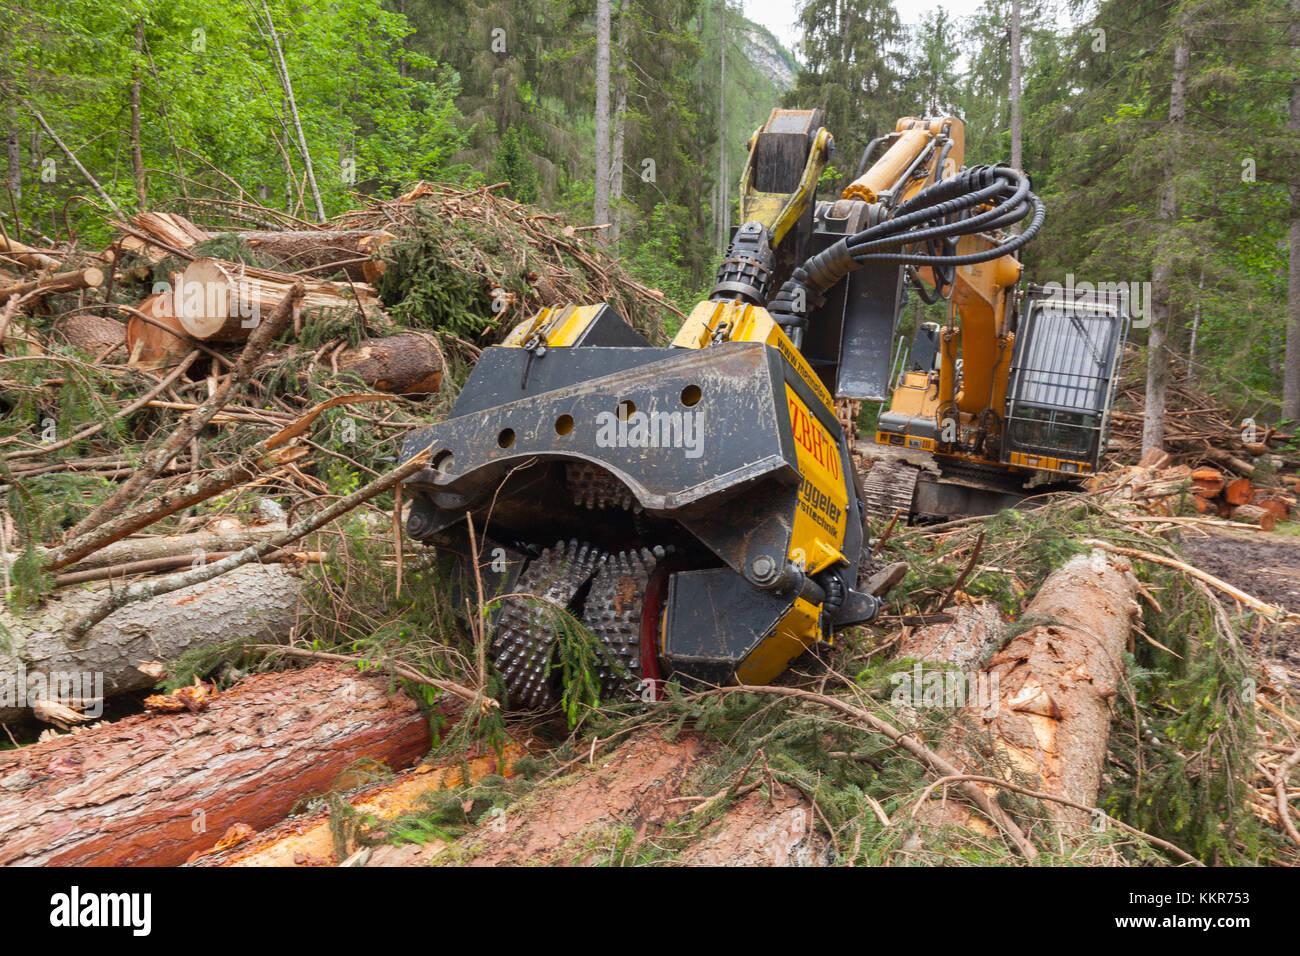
[
  {"x1": 1089, "y1": 448, "x2": 1296, "y2": 530},
  {"x1": 106, "y1": 213, "x2": 443, "y2": 393}
]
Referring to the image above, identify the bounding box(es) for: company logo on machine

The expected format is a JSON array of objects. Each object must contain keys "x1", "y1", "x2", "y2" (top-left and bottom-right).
[{"x1": 787, "y1": 397, "x2": 841, "y2": 480}]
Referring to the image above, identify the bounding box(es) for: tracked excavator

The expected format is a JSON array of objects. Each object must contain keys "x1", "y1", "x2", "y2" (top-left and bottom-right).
[{"x1": 398, "y1": 108, "x2": 1127, "y2": 707}]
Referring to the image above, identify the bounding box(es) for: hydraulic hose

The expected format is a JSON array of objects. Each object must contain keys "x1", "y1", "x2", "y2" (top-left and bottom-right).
[{"x1": 769, "y1": 166, "x2": 1043, "y2": 337}]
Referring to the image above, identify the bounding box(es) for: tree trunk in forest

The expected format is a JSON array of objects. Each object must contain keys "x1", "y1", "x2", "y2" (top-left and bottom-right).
[
  {"x1": 609, "y1": 11, "x2": 628, "y2": 243},
  {"x1": 594, "y1": 0, "x2": 612, "y2": 235},
  {"x1": 716, "y1": 0, "x2": 728, "y2": 253},
  {"x1": 5, "y1": 114, "x2": 19, "y2": 203},
  {"x1": 0, "y1": 563, "x2": 304, "y2": 723},
  {"x1": 1283, "y1": 0, "x2": 1300, "y2": 421},
  {"x1": 130, "y1": 21, "x2": 147, "y2": 211},
  {"x1": 335, "y1": 333, "x2": 443, "y2": 394},
  {"x1": 258, "y1": 1, "x2": 325, "y2": 222},
  {"x1": 0, "y1": 664, "x2": 439, "y2": 866},
  {"x1": 1009, "y1": 0, "x2": 1022, "y2": 171},
  {"x1": 1143, "y1": 27, "x2": 1190, "y2": 456}
]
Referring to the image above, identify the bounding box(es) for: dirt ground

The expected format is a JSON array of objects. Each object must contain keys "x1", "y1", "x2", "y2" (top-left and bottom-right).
[{"x1": 1178, "y1": 526, "x2": 1300, "y2": 676}]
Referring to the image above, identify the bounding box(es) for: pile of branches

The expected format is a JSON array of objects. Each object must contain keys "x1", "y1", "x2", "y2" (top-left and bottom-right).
[
  {"x1": 0, "y1": 179, "x2": 673, "y2": 738},
  {"x1": 1107, "y1": 349, "x2": 1297, "y2": 476}
]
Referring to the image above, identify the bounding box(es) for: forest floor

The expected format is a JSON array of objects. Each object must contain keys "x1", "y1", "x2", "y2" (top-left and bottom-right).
[{"x1": 1180, "y1": 528, "x2": 1300, "y2": 679}]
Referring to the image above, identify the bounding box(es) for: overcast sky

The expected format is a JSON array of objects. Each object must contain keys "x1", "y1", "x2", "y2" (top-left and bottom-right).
[
  {"x1": 740, "y1": 0, "x2": 991, "y2": 53},
  {"x1": 741, "y1": 0, "x2": 1079, "y2": 60}
]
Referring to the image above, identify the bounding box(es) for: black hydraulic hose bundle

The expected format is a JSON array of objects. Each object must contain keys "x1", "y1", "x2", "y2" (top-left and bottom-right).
[{"x1": 769, "y1": 165, "x2": 1045, "y2": 335}]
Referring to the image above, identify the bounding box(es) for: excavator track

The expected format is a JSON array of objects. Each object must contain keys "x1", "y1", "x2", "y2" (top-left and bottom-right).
[
  {"x1": 581, "y1": 546, "x2": 666, "y2": 700},
  {"x1": 860, "y1": 457, "x2": 922, "y2": 527},
  {"x1": 490, "y1": 539, "x2": 600, "y2": 709}
]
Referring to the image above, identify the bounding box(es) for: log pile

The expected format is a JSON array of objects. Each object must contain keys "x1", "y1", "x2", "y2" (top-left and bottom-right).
[
  {"x1": 0, "y1": 179, "x2": 669, "y2": 736},
  {"x1": 1088, "y1": 447, "x2": 1296, "y2": 530},
  {"x1": 1107, "y1": 352, "x2": 1297, "y2": 476}
]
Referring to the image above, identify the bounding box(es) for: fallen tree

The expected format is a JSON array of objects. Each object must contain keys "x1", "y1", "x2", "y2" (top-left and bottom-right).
[
  {"x1": 0, "y1": 563, "x2": 304, "y2": 722},
  {"x1": 933, "y1": 550, "x2": 1143, "y2": 835},
  {"x1": 0, "y1": 663, "x2": 440, "y2": 866}
]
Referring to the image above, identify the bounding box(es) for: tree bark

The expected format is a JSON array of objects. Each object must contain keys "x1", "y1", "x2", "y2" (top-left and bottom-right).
[
  {"x1": 609, "y1": 10, "x2": 628, "y2": 243},
  {"x1": 1143, "y1": 26, "x2": 1190, "y2": 456},
  {"x1": 922, "y1": 551, "x2": 1140, "y2": 836},
  {"x1": 1284, "y1": 0, "x2": 1300, "y2": 421},
  {"x1": 194, "y1": 738, "x2": 523, "y2": 866},
  {"x1": 1009, "y1": 0, "x2": 1022, "y2": 171},
  {"x1": 130, "y1": 21, "x2": 147, "y2": 211},
  {"x1": 54, "y1": 313, "x2": 126, "y2": 356},
  {"x1": 57, "y1": 523, "x2": 289, "y2": 572},
  {"x1": 0, "y1": 563, "x2": 303, "y2": 723},
  {"x1": 0, "y1": 664, "x2": 438, "y2": 866},
  {"x1": 593, "y1": 0, "x2": 612, "y2": 234},
  {"x1": 716, "y1": 0, "x2": 728, "y2": 253},
  {"x1": 336, "y1": 333, "x2": 443, "y2": 394},
  {"x1": 235, "y1": 229, "x2": 394, "y2": 283}
]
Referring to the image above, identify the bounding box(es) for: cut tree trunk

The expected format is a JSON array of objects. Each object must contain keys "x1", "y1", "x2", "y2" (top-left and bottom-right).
[
  {"x1": 1231, "y1": 504, "x2": 1277, "y2": 532},
  {"x1": 54, "y1": 313, "x2": 126, "y2": 356},
  {"x1": 1206, "y1": 447, "x2": 1256, "y2": 477},
  {"x1": 125, "y1": 291, "x2": 193, "y2": 368},
  {"x1": 0, "y1": 267, "x2": 103, "y2": 304},
  {"x1": 194, "y1": 738, "x2": 524, "y2": 866},
  {"x1": 1224, "y1": 476, "x2": 1254, "y2": 506},
  {"x1": 335, "y1": 333, "x2": 443, "y2": 394},
  {"x1": 54, "y1": 522, "x2": 289, "y2": 572},
  {"x1": 940, "y1": 550, "x2": 1140, "y2": 834},
  {"x1": 236, "y1": 230, "x2": 394, "y2": 283},
  {"x1": 116, "y1": 211, "x2": 210, "y2": 262},
  {"x1": 0, "y1": 664, "x2": 440, "y2": 866},
  {"x1": 1190, "y1": 466, "x2": 1226, "y2": 498},
  {"x1": 0, "y1": 234, "x2": 58, "y2": 272},
  {"x1": 175, "y1": 257, "x2": 378, "y2": 341},
  {"x1": 0, "y1": 563, "x2": 303, "y2": 722}
]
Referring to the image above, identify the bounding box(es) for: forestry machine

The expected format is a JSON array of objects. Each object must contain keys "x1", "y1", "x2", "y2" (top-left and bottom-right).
[{"x1": 398, "y1": 108, "x2": 1127, "y2": 707}]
